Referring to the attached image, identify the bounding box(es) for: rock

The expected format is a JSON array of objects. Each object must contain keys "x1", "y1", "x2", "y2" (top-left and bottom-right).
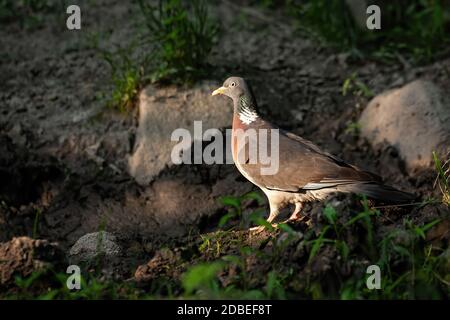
[
  {"x1": 359, "y1": 80, "x2": 450, "y2": 170},
  {"x1": 128, "y1": 82, "x2": 232, "y2": 186},
  {"x1": 0, "y1": 237, "x2": 62, "y2": 285},
  {"x1": 68, "y1": 231, "x2": 121, "y2": 264}
]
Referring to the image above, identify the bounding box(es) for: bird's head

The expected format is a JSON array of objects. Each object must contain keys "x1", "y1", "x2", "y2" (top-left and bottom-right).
[{"x1": 212, "y1": 76, "x2": 250, "y2": 101}]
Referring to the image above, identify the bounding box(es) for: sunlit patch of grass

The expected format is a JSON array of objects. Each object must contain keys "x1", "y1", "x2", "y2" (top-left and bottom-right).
[
  {"x1": 199, "y1": 230, "x2": 229, "y2": 258},
  {"x1": 432, "y1": 151, "x2": 450, "y2": 206},
  {"x1": 93, "y1": 0, "x2": 219, "y2": 111},
  {"x1": 342, "y1": 73, "x2": 373, "y2": 98},
  {"x1": 98, "y1": 42, "x2": 147, "y2": 113}
]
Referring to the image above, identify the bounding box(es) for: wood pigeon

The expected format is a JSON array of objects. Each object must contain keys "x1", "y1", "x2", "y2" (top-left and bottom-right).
[{"x1": 212, "y1": 76, "x2": 415, "y2": 227}]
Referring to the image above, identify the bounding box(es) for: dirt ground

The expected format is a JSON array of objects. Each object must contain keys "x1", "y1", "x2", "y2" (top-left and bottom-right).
[{"x1": 0, "y1": 0, "x2": 449, "y2": 298}]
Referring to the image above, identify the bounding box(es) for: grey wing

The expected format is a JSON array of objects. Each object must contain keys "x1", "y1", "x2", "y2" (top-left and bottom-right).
[{"x1": 237, "y1": 129, "x2": 380, "y2": 192}]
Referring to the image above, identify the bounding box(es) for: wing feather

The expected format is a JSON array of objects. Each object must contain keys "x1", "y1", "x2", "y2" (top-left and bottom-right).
[{"x1": 235, "y1": 121, "x2": 381, "y2": 192}]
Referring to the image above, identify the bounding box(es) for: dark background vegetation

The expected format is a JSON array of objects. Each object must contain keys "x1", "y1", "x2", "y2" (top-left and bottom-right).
[{"x1": 0, "y1": 0, "x2": 449, "y2": 299}]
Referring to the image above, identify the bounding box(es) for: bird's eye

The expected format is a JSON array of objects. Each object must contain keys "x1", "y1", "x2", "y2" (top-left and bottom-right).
[{"x1": 230, "y1": 82, "x2": 236, "y2": 87}]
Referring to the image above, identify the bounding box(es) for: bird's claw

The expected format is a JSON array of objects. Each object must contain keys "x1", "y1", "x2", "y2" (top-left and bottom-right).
[
  {"x1": 286, "y1": 215, "x2": 311, "y2": 227},
  {"x1": 249, "y1": 225, "x2": 265, "y2": 233}
]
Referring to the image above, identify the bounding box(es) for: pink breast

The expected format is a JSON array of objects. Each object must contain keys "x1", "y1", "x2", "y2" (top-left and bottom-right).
[{"x1": 231, "y1": 114, "x2": 246, "y2": 162}]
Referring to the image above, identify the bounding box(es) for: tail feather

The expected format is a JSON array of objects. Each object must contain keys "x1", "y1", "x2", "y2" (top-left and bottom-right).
[{"x1": 339, "y1": 182, "x2": 416, "y2": 204}]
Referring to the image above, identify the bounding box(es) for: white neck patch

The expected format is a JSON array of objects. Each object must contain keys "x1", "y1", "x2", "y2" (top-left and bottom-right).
[{"x1": 238, "y1": 108, "x2": 258, "y2": 124}]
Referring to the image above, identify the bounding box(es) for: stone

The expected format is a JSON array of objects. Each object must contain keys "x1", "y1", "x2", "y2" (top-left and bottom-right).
[
  {"x1": 359, "y1": 80, "x2": 450, "y2": 170},
  {"x1": 68, "y1": 231, "x2": 121, "y2": 264},
  {"x1": 128, "y1": 82, "x2": 232, "y2": 186}
]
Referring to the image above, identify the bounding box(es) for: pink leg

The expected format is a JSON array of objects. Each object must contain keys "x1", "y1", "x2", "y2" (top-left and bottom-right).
[{"x1": 287, "y1": 202, "x2": 304, "y2": 221}]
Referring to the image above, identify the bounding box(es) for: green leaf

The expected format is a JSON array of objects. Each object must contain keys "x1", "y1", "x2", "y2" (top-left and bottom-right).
[
  {"x1": 277, "y1": 223, "x2": 294, "y2": 235},
  {"x1": 342, "y1": 76, "x2": 353, "y2": 96},
  {"x1": 414, "y1": 227, "x2": 426, "y2": 240},
  {"x1": 393, "y1": 245, "x2": 411, "y2": 258},
  {"x1": 344, "y1": 209, "x2": 374, "y2": 228},
  {"x1": 421, "y1": 219, "x2": 441, "y2": 232},
  {"x1": 242, "y1": 191, "x2": 265, "y2": 205},
  {"x1": 336, "y1": 240, "x2": 350, "y2": 260},
  {"x1": 323, "y1": 205, "x2": 337, "y2": 225},
  {"x1": 265, "y1": 271, "x2": 286, "y2": 299},
  {"x1": 250, "y1": 215, "x2": 275, "y2": 231},
  {"x1": 308, "y1": 226, "x2": 331, "y2": 263},
  {"x1": 218, "y1": 212, "x2": 235, "y2": 228},
  {"x1": 182, "y1": 262, "x2": 224, "y2": 295},
  {"x1": 218, "y1": 196, "x2": 241, "y2": 211}
]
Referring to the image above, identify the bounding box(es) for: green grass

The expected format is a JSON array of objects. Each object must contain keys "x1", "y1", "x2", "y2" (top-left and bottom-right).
[
  {"x1": 313, "y1": 202, "x2": 448, "y2": 299},
  {"x1": 94, "y1": 0, "x2": 218, "y2": 111},
  {"x1": 433, "y1": 151, "x2": 450, "y2": 205},
  {"x1": 342, "y1": 73, "x2": 373, "y2": 98},
  {"x1": 32, "y1": 208, "x2": 41, "y2": 239},
  {"x1": 183, "y1": 195, "x2": 449, "y2": 299},
  {"x1": 288, "y1": 0, "x2": 450, "y2": 64},
  {"x1": 3, "y1": 194, "x2": 448, "y2": 300},
  {"x1": 6, "y1": 269, "x2": 141, "y2": 300},
  {"x1": 96, "y1": 41, "x2": 148, "y2": 113},
  {"x1": 104, "y1": 52, "x2": 142, "y2": 112},
  {"x1": 218, "y1": 191, "x2": 266, "y2": 228},
  {"x1": 138, "y1": 0, "x2": 218, "y2": 84}
]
